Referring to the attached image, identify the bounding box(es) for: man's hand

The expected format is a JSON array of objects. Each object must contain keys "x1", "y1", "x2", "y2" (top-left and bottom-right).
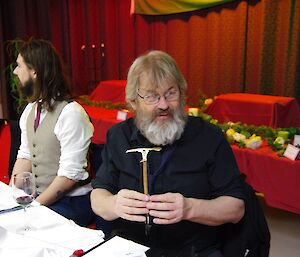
[
  {"x1": 146, "y1": 193, "x2": 245, "y2": 226},
  {"x1": 114, "y1": 189, "x2": 150, "y2": 222},
  {"x1": 146, "y1": 192, "x2": 189, "y2": 224}
]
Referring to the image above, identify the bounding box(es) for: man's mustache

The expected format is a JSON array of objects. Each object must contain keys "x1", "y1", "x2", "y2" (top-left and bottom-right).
[{"x1": 155, "y1": 108, "x2": 173, "y2": 116}]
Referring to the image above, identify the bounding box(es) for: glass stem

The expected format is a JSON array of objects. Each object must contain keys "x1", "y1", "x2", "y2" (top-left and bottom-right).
[{"x1": 23, "y1": 206, "x2": 29, "y2": 231}]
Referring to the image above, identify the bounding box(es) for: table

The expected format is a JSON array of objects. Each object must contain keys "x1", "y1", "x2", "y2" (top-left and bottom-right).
[
  {"x1": 232, "y1": 142, "x2": 300, "y2": 215},
  {"x1": 0, "y1": 181, "x2": 104, "y2": 256},
  {"x1": 205, "y1": 93, "x2": 300, "y2": 128},
  {"x1": 89, "y1": 80, "x2": 127, "y2": 103},
  {"x1": 0, "y1": 181, "x2": 149, "y2": 256}
]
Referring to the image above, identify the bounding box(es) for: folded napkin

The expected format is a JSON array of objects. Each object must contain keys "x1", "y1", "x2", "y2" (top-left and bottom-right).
[
  {"x1": 25, "y1": 221, "x2": 104, "y2": 253},
  {"x1": 0, "y1": 185, "x2": 19, "y2": 212},
  {"x1": 0, "y1": 228, "x2": 70, "y2": 257},
  {"x1": 0, "y1": 182, "x2": 40, "y2": 212}
]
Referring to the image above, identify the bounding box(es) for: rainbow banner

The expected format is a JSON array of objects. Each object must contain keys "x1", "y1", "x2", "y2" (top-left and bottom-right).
[{"x1": 131, "y1": 0, "x2": 237, "y2": 15}]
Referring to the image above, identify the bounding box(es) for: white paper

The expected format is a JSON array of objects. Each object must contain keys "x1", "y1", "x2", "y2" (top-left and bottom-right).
[
  {"x1": 0, "y1": 182, "x2": 19, "y2": 211},
  {"x1": 283, "y1": 144, "x2": 300, "y2": 161},
  {"x1": 116, "y1": 110, "x2": 128, "y2": 121},
  {"x1": 293, "y1": 135, "x2": 300, "y2": 147},
  {"x1": 83, "y1": 236, "x2": 149, "y2": 257}
]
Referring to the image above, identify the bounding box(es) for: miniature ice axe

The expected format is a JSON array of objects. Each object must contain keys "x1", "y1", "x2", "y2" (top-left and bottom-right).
[{"x1": 126, "y1": 147, "x2": 162, "y2": 236}]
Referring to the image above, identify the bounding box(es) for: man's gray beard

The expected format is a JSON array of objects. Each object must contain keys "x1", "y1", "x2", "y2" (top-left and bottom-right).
[{"x1": 136, "y1": 107, "x2": 187, "y2": 146}]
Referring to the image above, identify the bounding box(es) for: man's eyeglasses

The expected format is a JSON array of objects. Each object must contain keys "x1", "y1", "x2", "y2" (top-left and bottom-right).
[{"x1": 137, "y1": 88, "x2": 180, "y2": 105}]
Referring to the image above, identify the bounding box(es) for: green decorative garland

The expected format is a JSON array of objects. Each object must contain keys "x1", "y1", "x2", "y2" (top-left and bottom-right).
[
  {"x1": 79, "y1": 95, "x2": 127, "y2": 110},
  {"x1": 197, "y1": 111, "x2": 300, "y2": 156}
]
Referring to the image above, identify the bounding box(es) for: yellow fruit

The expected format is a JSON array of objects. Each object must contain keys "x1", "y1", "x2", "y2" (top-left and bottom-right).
[{"x1": 226, "y1": 128, "x2": 235, "y2": 137}]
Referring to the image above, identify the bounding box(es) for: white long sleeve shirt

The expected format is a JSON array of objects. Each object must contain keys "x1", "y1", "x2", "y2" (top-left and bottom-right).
[{"x1": 17, "y1": 101, "x2": 94, "y2": 195}]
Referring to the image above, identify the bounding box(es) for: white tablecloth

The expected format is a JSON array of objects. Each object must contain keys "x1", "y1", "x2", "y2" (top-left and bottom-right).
[{"x1": 0, "y1": 181, "x2": 104, "y2": 257}]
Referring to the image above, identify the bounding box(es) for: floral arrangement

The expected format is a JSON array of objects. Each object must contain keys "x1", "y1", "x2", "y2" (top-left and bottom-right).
[{"x1": 194, "y1": 107, "x2": 300, "y2": 156}]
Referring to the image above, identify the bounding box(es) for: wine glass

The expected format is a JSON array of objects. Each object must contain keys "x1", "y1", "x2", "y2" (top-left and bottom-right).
[{"x1": 12, "y1": 172, "x2": 36, "y2": 233}]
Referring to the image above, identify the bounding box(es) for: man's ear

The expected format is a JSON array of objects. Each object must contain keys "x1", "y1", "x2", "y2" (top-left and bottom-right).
[
  {"x1": 129, "y1": 99, "x2": 137, "y2": 111},
  {"x1": 30, "y1": 70, "x2": 37, "y2": 79}
]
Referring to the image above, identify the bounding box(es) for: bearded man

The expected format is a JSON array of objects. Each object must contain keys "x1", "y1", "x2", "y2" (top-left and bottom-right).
[
  {"x1": 91, "y1": 50, "x2": 245, "y2": 257},
  {"x1": 11, "y1": 38, "x2": 95, "y2": 226}
]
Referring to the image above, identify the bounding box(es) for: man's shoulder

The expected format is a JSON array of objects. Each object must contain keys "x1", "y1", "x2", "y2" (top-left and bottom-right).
[
  {"x1": 182, "y1": 116, "x2": 225, "y2": 146},
  {"x1": 105, "y1": 118, "x2": 135, "y2": 146},
  {"x1": 58, "y1": 101, "x2": 92, "y2": 128},
  {"x1": 187, "y1": 116, "x2": 222, "y2": 135},
  {"x1": 61, "y1": 101, "x2": 87, "y2": 114},
  {"x1": 20, "y1": 102, "x2": 35, "y2": 119},
  {"x1": 109, "y1": 118, "x2": 135, "y2": 133}
]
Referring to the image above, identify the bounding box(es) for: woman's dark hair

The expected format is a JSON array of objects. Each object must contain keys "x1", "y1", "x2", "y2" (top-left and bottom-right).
[{"x1": 18, "y1": 38, "x2": 73, "y2": 111}]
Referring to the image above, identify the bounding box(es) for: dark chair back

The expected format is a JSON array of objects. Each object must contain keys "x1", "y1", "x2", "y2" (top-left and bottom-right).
[{"x1": 219, "y1": 179, "x2": 271, "y2": 257}]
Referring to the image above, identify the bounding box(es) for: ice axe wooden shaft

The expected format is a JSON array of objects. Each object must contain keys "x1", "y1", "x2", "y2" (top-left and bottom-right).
[
  {"x1": 126, "y1": 147, "x2": 162, "y2": 236},
  {"x1": 142, "y1": 161, "x2": 148, "y2": 195}
]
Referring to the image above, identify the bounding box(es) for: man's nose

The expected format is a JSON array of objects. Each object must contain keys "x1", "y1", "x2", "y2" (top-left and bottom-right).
[{"x1": 156, "y1": 95, "x2": 169, "y2": 110}]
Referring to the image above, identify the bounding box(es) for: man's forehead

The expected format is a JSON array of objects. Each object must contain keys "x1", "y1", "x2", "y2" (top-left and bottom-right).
[
  {"x1": 16, "y1": 54, "x2": 27, "y2": 66},
  {"x1": 16, "y1": 54, "x2": 22, "y2": 62},
  {"x1": 139, "y1": 72, "x2": 176, "y2": 91}
]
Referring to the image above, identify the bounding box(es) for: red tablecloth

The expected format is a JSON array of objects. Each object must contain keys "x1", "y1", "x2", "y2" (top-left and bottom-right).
[
  {"x1": 82, "y1": 105, "x2": 130, "y2": 144},
  {"x1": 205, "y1": 93, "x2": 300, "y2": 128},
  {"x1": 89, "y1": 80, "x2": 127, "y2": 103},
  {"x1": 232, "y1": 142, "x2": 300, "y2": 214}
]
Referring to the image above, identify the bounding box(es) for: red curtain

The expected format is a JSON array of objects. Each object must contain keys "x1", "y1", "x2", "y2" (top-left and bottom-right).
[
  {"x1": 102, "y1": 0, "x2": 248, "y2": 104},
  {"x1": 1, "y1": 0, "x2": 299, "y2": 119},
  {"x1": 101, "y1": 0, "x2": 300, "y2": 105},
  {"x1": 107, "y1": 0, "x2": 300, "y2": 103},
  {"x1": 245, "y1": 0, "x2": 300, "y2": 98},
  {"x1": 0, "y1": 0, "x2": 73, "y2": 119}
]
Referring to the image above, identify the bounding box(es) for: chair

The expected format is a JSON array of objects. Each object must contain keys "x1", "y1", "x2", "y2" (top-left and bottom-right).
[
  {"x1": 87, "y1": 143, "x2": 114, "y2": 238},
  {"x1": 219, "y1": 177, "x2": 271, "y2": 257},
  {"x1": 90, "y1": 142, "x2": 104, "y2": 176}
]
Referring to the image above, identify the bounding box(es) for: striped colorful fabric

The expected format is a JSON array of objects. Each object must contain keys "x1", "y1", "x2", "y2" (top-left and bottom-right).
[{"x1": 132, "y1": 0, "x2": 236, "y2": 15}]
